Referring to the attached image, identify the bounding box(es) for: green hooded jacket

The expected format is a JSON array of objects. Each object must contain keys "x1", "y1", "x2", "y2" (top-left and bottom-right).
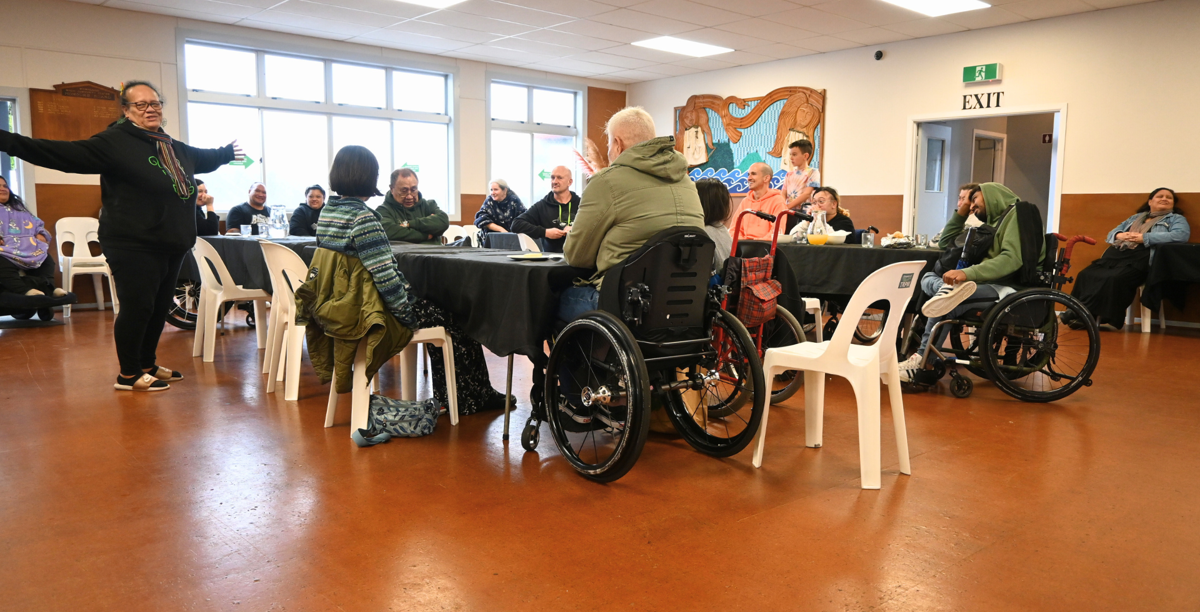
[
  {"x1": 937, "y1": 182, "x2": 1045, "y2": 287},
  {"x1": 377, "y1": 191, "x2": 449, "y2": 244},
  {"x1": 564, "y1": 136, "x2": 705, "y2": 276}
]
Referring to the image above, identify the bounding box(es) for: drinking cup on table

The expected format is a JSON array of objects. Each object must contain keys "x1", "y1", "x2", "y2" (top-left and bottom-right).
[
  {"x1": 862, "y1": 230, "x2": 874, "y2": 248},
  {"x1": 241, "y1": 224, "x2": 252, "y2": 236},
  {"x1": 916, "y1": 234, "x2": 929, "y2": 248}
]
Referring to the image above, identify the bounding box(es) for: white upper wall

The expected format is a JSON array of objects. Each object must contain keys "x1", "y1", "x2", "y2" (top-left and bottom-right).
[
  {"x1": 628, "y1": 0, "x2": 1199, "y2": 196},
  {"x1": 0, "y1": 0, "x2": 624, "y2": 201}
]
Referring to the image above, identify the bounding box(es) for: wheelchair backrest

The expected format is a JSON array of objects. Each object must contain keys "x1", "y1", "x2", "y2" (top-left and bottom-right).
[
  {"x1": 734, "y1": 240, "x2": 772, "y2": 260},
  {"x1": 598, "y1": 226, "x2": 715, "y2": 341}
]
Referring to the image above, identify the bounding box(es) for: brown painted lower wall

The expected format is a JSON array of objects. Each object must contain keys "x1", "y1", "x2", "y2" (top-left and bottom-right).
[
  {"x1": 459, "y1": 193, "x2": 485, "y2": 229},
  {"x1": 31, "y1": 183, "x2": 107, "y2": 306},
  {"x1": 840, "y1": 195, "x2": 904, "y2": 235}
]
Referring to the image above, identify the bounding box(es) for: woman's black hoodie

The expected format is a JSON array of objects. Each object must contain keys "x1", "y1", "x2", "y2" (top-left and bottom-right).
[{"x1": 0, "y1": 119, "x2": 234, "y2": 254}]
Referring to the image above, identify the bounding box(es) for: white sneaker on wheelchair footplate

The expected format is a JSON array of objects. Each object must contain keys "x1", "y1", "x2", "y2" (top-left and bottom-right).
[
  {"x1": 922, "y1": 281, "x2": 978, "y2": 318},
  {"x1": 897, "y1": 353, "x2": 924, "y2": 383}
]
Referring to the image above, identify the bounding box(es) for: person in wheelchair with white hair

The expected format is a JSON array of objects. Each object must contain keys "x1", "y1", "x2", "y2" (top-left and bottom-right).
[
  {"x1": 559, "y1": 106, "x2": 705, "y2": 322},
  {"x1": 899, "y1": 182, "x2": 1045, "y2": 381}
]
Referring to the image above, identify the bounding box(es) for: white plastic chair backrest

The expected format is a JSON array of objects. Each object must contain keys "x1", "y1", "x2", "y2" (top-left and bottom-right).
[
  {"x1": 55, "y1": 217, "x2": 101, "y2": 262},
  {"x1": 259, "y1": 240, "x2": 307, "y2": 307},
  {"x1": 517, "y1": 233, "x2": 540, "y2": 252},
  {"x1": 442, "y1": 224, "x2": 467, "y2": 243},
  {"x1": 462, "y1": 225, "x2": 481, "y2": 247},
  {"x1": 192, "y1": 237, "x2": 234, "y2": 290},
  {"x1": 825, "y1": 260, "x2": 929, "y2": 360}
]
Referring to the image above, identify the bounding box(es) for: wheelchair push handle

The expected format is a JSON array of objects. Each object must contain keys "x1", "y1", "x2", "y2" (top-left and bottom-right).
[{"x1": 1051, "y1": 233, "x2": 1096, "y2": 280}]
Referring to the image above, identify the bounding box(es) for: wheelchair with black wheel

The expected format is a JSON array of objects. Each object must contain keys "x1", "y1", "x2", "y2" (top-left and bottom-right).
[
  {"x1": 902, "y1": 233, "x2": 1101, "y2": 403},
  {"x1": 520, "y1": 227, "x2": 768, "y2": 483}
]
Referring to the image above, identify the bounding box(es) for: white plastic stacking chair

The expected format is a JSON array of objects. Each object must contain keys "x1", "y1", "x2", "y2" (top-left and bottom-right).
[
  {"x1": 442, "y1": 224, "x2": 467, "y2": 244},
  {"x1": 326, "y1": 338, "x2": 372, "y2": 433},
  {"x1": 259, "y1": 240, "x2": 309, "y2": 401},
  {"x1": 462, "y1": 224, "x2": 481, "y2": 247},
  {"x1": 55, "y1": 217, "x2": 118, "y2": 317},
  {"x1": 804, "y1": 297, "x2": 824, "y2": 341},
  {"x1": 752, "y1": 260, "x2": 927, "y2": 490},
  {"x1": 517, "y1": 233, "x2": 541, "y2": 252},
  {"x1": 1128, "y1": 285, "x2": 1165, "y2": 333},
  {"x1": 397, "y1": 328, "x2": 459, "y2": 426},
  {"x1": 191, "y1": 238, "x2": 270, "y2": 363}
]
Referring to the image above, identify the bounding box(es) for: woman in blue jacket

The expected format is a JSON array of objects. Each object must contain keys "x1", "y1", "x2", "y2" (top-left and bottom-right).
[{"x1": 1068, "y1": 187, "x2": 1190, "y2": 330}]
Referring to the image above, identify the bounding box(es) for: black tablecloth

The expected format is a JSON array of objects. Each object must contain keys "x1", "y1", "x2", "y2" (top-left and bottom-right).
[
  {"x1": 773, "y1": 243, "x2": 942, "y2": 313},
  {"x1": 1141, "y1": 243, "x2": 1200, "y2": 312},
  {"x1": 300, "y1": 244, "x2": 591, "y2": 357},
  {"x1": 181, "y1": 236, "x2": 317, "y2": 292}
]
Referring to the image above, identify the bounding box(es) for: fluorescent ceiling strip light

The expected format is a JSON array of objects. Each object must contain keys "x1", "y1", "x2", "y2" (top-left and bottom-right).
[
  {"x1": 880, "y1": 0, "x2": 990, "y2": 18},
  {"x1": 632, "y1": 36, "x2": 732, "y2": 58},
  {"x1": 391, "y1": 0, "x2": 467, "y2": 9}
]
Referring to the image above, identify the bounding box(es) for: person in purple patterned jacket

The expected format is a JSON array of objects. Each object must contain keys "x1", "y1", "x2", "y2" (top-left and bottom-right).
[{"x1": 0, "y1": 176, "x2": 70, "y2": 298}]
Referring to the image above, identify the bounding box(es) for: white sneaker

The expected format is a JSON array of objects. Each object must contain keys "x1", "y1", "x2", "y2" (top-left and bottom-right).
[
  {"x1": 922, "y1": 281, "x2": 977, "y2": 318},
  {"x1": 897, "y1": 353, "x2": 923, "y2": 383}
]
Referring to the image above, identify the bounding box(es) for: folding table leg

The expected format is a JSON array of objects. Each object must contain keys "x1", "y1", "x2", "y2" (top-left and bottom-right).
[{"x1": 502, "y1": 354, "x2": 514, "y2": 442}]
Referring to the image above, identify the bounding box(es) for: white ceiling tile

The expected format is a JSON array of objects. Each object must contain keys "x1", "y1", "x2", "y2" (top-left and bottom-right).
[
  {"x1": 454, "y1": 43, "x2": 544, "y2": 61},
  {"x1": 1083, "y1": 0, "x2": 1159, "y2": 8},
  {"x1": 808, "y1": 0, "x2": 926, "y2": 26},
  {"x1": 177, "y1": 0, "x2": 282, "y2": 9},
  {"x1": 638, "y1": 62, "x2": 702, "y2": 76},
  {"x1": 589, "y1": 8, "x2": 704, "y2": 35},
  {"x1": 549, "y1": 19, "x2": 655, "y2": 43},
  {"x1": 71, "y1": 0, "x2": 106, "y2": 4},
  {"x1": 533, "y1": 56, "x2": 624, "y2": 74},
  {"x1": 415, "y1": 10, "x2": 538, "y2": 35},
  {"x1": 717, "y1": 18, "x2": 821, "y2": 44},
  {"x1": 688, "y1": 0, "x2": 800, "y2": 17},
  {"x1": 381, "y1": 19, "x2": 500, "y2": 43},
  {"x1": 939, "y1": 7, "x2": 1029, "y2": 29},
  {"x1": 745, "y1": 42, "x2": 819, "y2": 59},
  {"x1": 271, "y1": 1, "x2": 406, "y2": 27},
  {"x1": 799, "y1": 35, "x2": 863, "y2": 52},
  {"x1": 837, "y1": 26, "x2": 913, "y2": 45},
  {"x1": 240, "y1": 18, "x2": 357, "y2": 40},
  {"x1": 250, "y1": 10, "x2": 380, "y2": 36},
  {"x1": 572, "y1": 51, "x2": 656, "y2": 69},
  {"x1": 717, "y1": 50, "x2": 777, "y2": 66},
  {"x1": 670, "y1": 56, "x2": 739, "y2": 71},
  {"x1": 592, "y1": 0, "x2": 644, "y2": 7},
  {"x1": 446, "y1": 0, "x2": 573, "y2": 27},
  {"x1": 775, "y1": 7, "x2": 871, "y2": 33},
  {"x1": 593, "y1": 43, "x2": 686, "y2": 63},
  {"x1": 681, "y1": 27, "x2": 769, "y2": 50},
  {"x1": 603, "y1": 69, "x2": 663, "y2": 82},
  {"x1": 882, "y1": 17, "x2": 967, "y2": 37},
  {"x1": 1004, "y1": 0, "x2": 1096, "y2": 20},
  {"x1": 495, "y1": 0, "x2": 616, "y2": 18},
  {"x1": 514, "y1": 29, "x2": 623, "y2": 51},
  {"x1": 302, "y1": 0, "x2": 433, "y2": 19},
  {"x1": 625, "y1": 0, "x2": 745, "y2": 27},
  {"x1": 354, "y1": 28, "x2": 476, "y2": 50},
  {"x1": 101, "y1": 0, "x2": 257, "y2": 20},
  {"x1": 481, "y1": 36, "x2": 578, "y2": 55}
]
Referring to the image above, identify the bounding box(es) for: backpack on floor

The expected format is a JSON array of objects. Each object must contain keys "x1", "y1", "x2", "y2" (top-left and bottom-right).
[{"x1": 352, "y1": 395, "x2": 439, "y2": 447}]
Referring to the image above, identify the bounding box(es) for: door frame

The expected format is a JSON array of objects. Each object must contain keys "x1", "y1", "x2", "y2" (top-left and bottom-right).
[
  {"x1": 0, "y1": 86, "x2": 38, "y2": 215},
  {"x1": 971, "y1": 129, "x2": 1007, "y2": 185},
  {"x1": 904, "y1": 103, "x2": 1067, "y2": 233}
]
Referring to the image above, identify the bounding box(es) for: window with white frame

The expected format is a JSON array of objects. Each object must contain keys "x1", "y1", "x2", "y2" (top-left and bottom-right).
[
  {"x1": 488, "y1": 81, "x2": 582, "y2": 205},
  {"x1": 183, "y1": 42, "x2": 452, "y2": 213}
]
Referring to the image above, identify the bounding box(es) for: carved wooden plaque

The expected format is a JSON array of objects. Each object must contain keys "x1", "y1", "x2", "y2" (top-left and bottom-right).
[{"x1": 30, "y1": 81, "x2": 122, "y2": 141}]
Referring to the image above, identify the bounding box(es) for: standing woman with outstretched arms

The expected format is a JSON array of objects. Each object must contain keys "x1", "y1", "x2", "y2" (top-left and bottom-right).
[{"x1": 0, "y1": 81, "x2": 243, "y2": 392}]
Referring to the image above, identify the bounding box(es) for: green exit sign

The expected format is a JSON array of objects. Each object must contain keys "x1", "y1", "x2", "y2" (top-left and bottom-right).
[{"x1": 963, "y1": 63, "x2": 1002, "y2": 83}]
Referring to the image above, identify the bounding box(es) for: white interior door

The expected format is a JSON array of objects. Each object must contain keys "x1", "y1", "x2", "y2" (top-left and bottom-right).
[{"x1": 914, "y1": 122, "x2": 952, "y2": 237}]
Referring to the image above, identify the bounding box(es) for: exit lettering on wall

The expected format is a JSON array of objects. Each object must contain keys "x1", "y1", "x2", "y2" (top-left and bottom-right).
[{"x1": 963, "y1": 91, "x2": 1004, "y2": 110}]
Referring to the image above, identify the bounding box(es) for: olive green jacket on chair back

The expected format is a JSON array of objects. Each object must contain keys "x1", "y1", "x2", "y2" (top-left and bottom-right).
[{"x1": 294, "y1": 248, "x2": 414, "y2": 393}]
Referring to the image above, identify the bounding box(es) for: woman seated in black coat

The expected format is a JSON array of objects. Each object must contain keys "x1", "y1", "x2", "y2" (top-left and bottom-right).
[
  {"x1": 194, "y1": 180, "x2": 220, "y2": 236},
  {"x1": 1067, "y1": 187, "x2": 1190, "y2": 330},
  {"x1": 789, "y1": 186, "x2": 854, "y2": 235},
  {"x1": 289, "y1": 185, "x2": 326, "y2": 237}
]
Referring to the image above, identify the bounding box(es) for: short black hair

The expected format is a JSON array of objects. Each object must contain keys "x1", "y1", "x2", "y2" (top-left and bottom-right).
[
  {"x1": 195, "y1": 179, "x2": 205, "y2": 186},
  {"x1": 120, "y1": 81, "x2": 163, "y2": 106},
  {"x1": 305, "y1": 184, "x2": 326, "y2": 197},
  {"x1": 1137, "y1": 187, "x2": 1182, "y2": 216},
  {"x1": 695, "y1": 178, "x2": 732, "y2": 227},
  {"x1": 329, "y1": 146, "x2": 383, "y2": 198},
  {"x1": 789, "y1": 140, "x2": 814, "y2": 159},
  {"x1": 390, "y1": 167, "x2": 418, "y2": 188}
]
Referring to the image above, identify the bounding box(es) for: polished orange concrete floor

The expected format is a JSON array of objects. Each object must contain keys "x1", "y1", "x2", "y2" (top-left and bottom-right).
[{"x1": 2, "y1": 310, "x2": 1198, "y2": 611}]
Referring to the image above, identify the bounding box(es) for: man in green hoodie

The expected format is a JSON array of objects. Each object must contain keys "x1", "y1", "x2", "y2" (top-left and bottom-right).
[
  {"x1": 559, "y1": 107, "x2": 705, "y2": 321},
  {"x1": 900, "y1": 182, "x2": 1045, "y2": 378},
  {"x1": 377, "y1": 168, "x2": 449, "y2": 244}
]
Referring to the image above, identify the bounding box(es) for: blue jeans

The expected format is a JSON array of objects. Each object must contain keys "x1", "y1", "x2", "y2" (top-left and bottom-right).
[
  {"x1": 558, "y1": 285, "x2": 600, "y2": 323},
  {"x1": 918, "y1": 283, "x2": 1011, "y2": 354},
  {"x1": 920, "y1": 271, "x2": 944, "y2": 298}
]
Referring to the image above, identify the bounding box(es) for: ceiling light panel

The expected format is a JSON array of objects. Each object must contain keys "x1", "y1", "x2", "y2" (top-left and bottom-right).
[
  {"x1": 393, "y1": 0, "x2": 468, "y2": 10},
  {"x1": 880, "y1": 0, "x2": 991, "y2": 18},
  {"x1": 632, "y1": 36, "x2": 732, "y2": 57}
]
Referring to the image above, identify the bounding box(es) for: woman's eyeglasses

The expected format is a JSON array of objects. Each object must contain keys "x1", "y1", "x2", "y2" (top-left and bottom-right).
[{"x1": 127, "y1": 101, "x2": 164, "y2": 111}]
